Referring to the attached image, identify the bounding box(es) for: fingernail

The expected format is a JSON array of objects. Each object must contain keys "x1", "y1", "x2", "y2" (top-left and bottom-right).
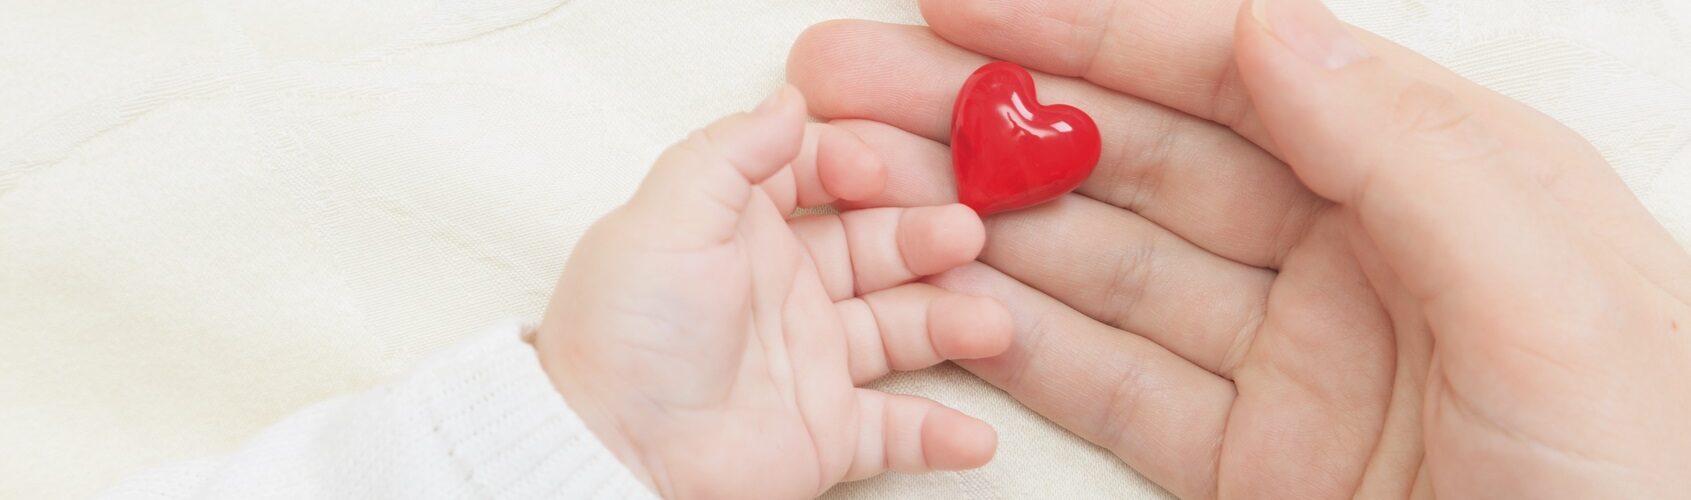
[
  {"x1": 1253, "y1": 0, "x2": 1371, "y2": 69},
  {"x1": 754, "y1": 86, "x2": 789, "y2": 115}
]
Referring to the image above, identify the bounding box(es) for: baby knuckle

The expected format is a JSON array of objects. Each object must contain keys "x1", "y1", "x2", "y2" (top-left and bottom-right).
[
  {"x1": 1387, "y1": 81, "x2": 1502, "y2": 163},
  {"x1": 681, "y1": 129, "x2": 722, "y2": 157},
  {"x1": 1389, "y1": 81, "x2": 1470, "y2": 134}
]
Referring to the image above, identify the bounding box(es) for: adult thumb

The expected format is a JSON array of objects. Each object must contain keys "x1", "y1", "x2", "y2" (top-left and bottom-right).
[{"x1": 1232, "y1": 0, "x2": 1586, "y2": 321}]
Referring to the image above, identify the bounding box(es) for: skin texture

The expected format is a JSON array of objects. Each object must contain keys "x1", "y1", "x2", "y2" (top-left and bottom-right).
[
  {"x1": 781, "y1": 0, "x2": 1691, "y2": 498},
  {"x1": 533, "y1": 87, "x2": 1014, "y2": 499}
]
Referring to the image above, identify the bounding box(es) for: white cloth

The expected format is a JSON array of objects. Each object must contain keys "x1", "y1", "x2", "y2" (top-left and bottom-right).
[
  {"x1": 96, "y1": 323, "x2": 654, "y2": 499},
  {"x1": 1, "y1": 0, "x2": 1687, "y2": 499}
]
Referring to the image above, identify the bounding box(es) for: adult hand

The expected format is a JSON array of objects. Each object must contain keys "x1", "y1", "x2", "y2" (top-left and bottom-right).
[
  {"x1": 787, "y1": 0, "x2": 1691, "y2": 497},
  {"x1": 535, "y1": 87, "x2": 1012, "y2": 499}
]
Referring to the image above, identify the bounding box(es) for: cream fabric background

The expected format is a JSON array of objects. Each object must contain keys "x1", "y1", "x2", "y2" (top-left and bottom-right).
[{"x1": 2, "y1": 1, "x2": 1687, "y2": 498}]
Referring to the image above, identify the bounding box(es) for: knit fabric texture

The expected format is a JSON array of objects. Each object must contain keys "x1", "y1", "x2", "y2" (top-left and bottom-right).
[{"x1": 96, "y1": 323, "x2": 655, "y2": 499}]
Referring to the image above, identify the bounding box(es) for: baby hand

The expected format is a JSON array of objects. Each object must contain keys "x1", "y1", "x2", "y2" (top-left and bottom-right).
[{"x1": 534, "y1": 87, "x2": 1012, "y2": 499}]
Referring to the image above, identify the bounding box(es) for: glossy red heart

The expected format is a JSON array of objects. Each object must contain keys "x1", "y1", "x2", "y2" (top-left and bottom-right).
[{"x1": 951, "y1": 62, "x2": 1101, "y2": 215}]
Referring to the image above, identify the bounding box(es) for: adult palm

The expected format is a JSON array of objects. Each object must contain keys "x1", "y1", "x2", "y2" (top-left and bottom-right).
[{"x1": 788, "y1": 0, "x2": 1691, "y2": 498}]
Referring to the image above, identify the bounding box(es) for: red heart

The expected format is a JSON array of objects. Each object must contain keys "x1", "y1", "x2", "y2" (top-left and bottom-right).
[{"x1": 951, "y1": 62, "x2": 1101, "y2": 215}]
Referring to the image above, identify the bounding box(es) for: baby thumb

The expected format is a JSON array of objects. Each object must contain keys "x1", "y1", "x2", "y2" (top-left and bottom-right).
[{"x1": 621, "y1": 86, "x2": 808, "y2": 247}]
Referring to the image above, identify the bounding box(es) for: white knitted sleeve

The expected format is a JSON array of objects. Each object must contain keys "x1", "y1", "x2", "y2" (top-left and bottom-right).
[{"x1": 96, "y1": 322, "x2": 657, "y2": 500}]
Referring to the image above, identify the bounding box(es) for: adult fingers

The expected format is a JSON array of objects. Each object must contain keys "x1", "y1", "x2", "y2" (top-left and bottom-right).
[
  {"x1": 827, "y1": 119, "x2": 1279, "y2": 374},
  {"x1": 916, "y1": 0, "x2": 1691, "y2": 300},
  {"x1": 916, "y1": 0, "x2": 1483, "y2": 147},
  {"x1": 826, "y1": 118, "x2": 1280, "y2": 374},
  {"x1": 918, "y1": 0, "x2": 1254, "y2": 136},
  {"x1": 789, "y1": 22, "x2": 1323, "y2": 268},
  {"x1": 983, "y1": 195, "x2": 1275, "y2": 376},
  {"x1": 932, "y1": 262, "x2": 1236, "y2": 500}
]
